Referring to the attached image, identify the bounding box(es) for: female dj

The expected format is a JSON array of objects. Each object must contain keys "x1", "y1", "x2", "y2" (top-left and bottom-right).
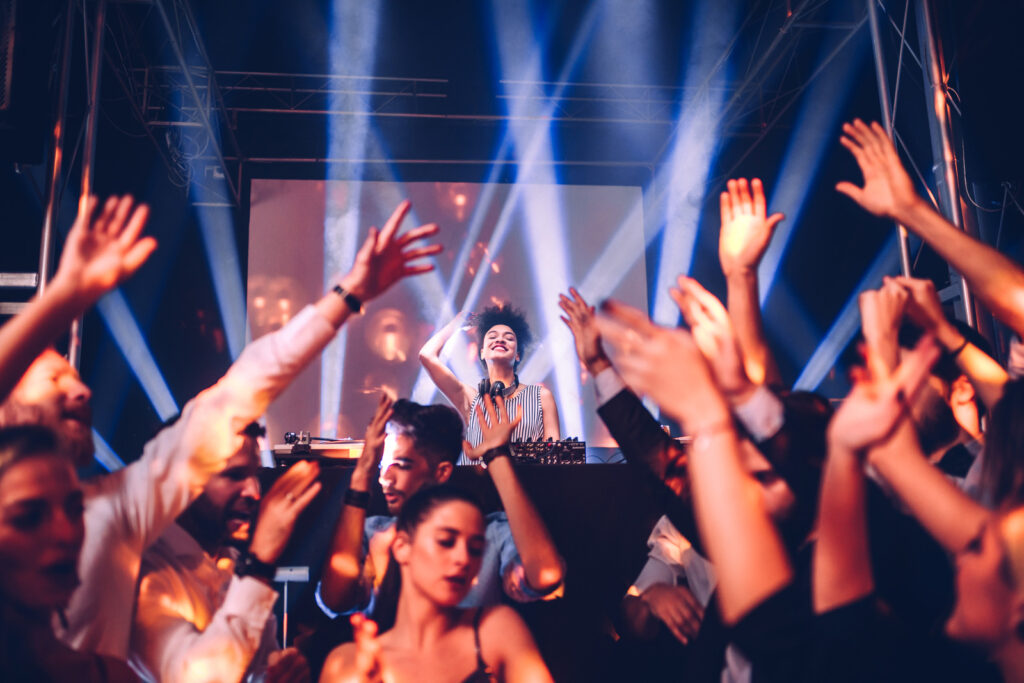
[{"x1": 419, "y1": 305, "x2": 559, "y2": 461}]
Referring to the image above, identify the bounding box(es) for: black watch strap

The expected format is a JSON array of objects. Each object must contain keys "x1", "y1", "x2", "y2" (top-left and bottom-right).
[
  {"x1": 332, "y1": 284, "x2": 364, "y2": 314},
  {"x1": 344, "y1": 487, "x2": 370, "y2": 509},
  {"x1": 235, "y1": 552, "x2": 277, "y2": 584},
  {"x1": 482, "y1": 444, "x2": 512, "y2": 466}
]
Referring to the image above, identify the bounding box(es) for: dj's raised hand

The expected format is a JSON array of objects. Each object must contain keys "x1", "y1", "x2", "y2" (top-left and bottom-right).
[
  {"x1": 337, "y1": 200, "x2": 442, "y2": 304},
  {"x1": 835, "y1": 120, "x2": 919, "y2": 220},
  {"x1": 718, "y1": 178, "x2": 784, "y2": 277},
  {"x1": 559, "y1": 287, "x2": 610, "y2": 375},
  {"x1": 463, "y1": 394, "x2": 523, "y2": 461},
  {"x1": 53, "y1": 195, "x2": 156, "y2": 305}
]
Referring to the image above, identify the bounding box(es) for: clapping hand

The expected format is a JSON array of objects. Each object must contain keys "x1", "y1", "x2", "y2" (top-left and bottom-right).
[{"x1": 558, "y1": 287, "x2": 610, "y2": 375}]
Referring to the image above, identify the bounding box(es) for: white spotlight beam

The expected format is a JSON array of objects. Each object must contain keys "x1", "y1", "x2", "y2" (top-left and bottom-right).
[
  {"x1": 758, "y1": 24, "x2": 869, "y2": 305},
  {"x1": 320, "y1": 0, "x2": 383, "y2": 437},
  {"x1": 794, "y1": 234, "x2": 901, "y2": 391},
  {"x1": 651, "y1": 0, "x2": 738, "y2": 326},
  {"x1": 92, "y1": 428, "x2": 125, "y2": 472},
  {"x1": 95, "y1": 290, "x2": 179, "y2": 421}
]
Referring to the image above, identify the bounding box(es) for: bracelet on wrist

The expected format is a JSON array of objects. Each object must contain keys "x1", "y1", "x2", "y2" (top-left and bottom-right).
[
  {"x1": 482, "y1": 444, "x2": 512, "y2": 466},
  {"x1": 235, "y1": 551, "x2": 277, "y2": 584},
  {"x1": 687, "y1": 419, "x2": 736, "y2": 451},
  {"x1": 343, "y1": 487, "x2": 370, "y2": 509},
  {"x1": 332, "y1": 284, "x2": 364, "y2": 314}
]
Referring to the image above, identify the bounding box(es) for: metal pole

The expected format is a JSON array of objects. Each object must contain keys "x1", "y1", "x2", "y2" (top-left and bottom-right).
[
  {"x1": 69, "y1": 0, "x2": 108, "y2": 369},
  {"x1": 867, "y1": 0, "x2": 913, "y2": 277},
  {"x1": 38, "y1": 0, "x2": 76, "y2": 295},
  {"x1": 914, "y1": 0, "x2": 975, "y2": 327}
]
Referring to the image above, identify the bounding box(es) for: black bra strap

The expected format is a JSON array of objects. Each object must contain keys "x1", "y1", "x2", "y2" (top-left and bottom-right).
[{"x1": 473, "y1": 607, "x2": 486, "y2": 669}]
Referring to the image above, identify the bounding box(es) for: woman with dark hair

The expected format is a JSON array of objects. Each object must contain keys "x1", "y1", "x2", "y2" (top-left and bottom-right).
[
  {"x1": 0, "y1": 425, "x2": 136, "y2": 682},
  {"x1": 419, "y1": 305, "x2": 560, "y2": 463},
  {"x1": 319, "y1": 485, "x2": 553, "y2": 683}
]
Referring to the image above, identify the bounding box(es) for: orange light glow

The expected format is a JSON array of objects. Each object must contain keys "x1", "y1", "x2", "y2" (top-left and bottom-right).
[
  {"x1": 253, "y1": 296, "x2": 266, "y2": 309},
  {"x1": 491, "y1": 262, "x2": 500, "y2": 274},
  {"x1": 454, "y1": 193, "x2": 467, "y2": 207}
]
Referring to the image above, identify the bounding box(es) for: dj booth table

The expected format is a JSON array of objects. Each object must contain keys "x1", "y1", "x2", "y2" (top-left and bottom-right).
[{"x1": 262, "y1": 459, "x2": 684, "y2": 682}]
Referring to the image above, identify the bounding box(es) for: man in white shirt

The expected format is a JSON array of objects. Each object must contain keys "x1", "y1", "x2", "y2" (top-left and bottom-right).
[
  {"x1": 0, "y1": 200, "x2": 440, "y2": 659},
  {"x1": 131, "y1": 423, "x2": 319, "y2": 683}
]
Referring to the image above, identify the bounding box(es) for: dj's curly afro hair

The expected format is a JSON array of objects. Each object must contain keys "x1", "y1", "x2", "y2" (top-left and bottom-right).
[{"x1": 471, "y1": 303, "x2": 533, "y2": 367}]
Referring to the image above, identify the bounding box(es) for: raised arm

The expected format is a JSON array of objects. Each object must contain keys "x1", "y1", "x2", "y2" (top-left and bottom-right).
[
  {"x1": 132, "y1": 462, "x2": 321, "y2": 683},
  {"x1": 891, "y1": 275, "x2": 1008, "y2": 409},
  {"x1": 718, "y1": 178, "x2": 784, "y2": 386},
  {"x1": 128, "y1": 199, "x2": 441, "y2": 548},
  {"x1": 814, "y1": 339, "x2": 937, "y2": 613},
  {"x1": 320, "y1": 393, "x2": 393, "y2": 613},
  {"x1": 0, "y1": 195, "x2": 155, "y2": 403},
  {"x1": 837, "y1": 119, "x2": 1024, "y2": 339},
  {"x1": 418, "y1": 315, "x2": 475, "y2": 417},
  {"x1": 464, "y1": 395, "x2": 564, "y2": 597},
  {"x1": 596, "y1": 300, "x2": 791, "y2": 625}
]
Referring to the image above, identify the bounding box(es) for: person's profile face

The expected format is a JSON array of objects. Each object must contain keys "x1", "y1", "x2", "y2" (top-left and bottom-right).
[
  {"x1": 0, "y1": 453, "x2": 84, "y2": 611},
  {"x1": 402, "y1": 500, "x2": 486, "y2": 606},
  {"x1": 3, "y1": 350, "x2": 94, "y2": 467}
]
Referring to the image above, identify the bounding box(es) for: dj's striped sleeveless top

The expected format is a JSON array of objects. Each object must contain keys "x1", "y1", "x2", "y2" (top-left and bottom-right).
[{"x1": 460, "y1": 384, "x2": 544, "y2": 465}]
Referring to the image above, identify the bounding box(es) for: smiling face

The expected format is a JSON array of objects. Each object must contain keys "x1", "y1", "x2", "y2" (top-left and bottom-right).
[
  {"x1": 0, "y1": 350, "x2": 93, "y2": 467},
  {"x1": 393, "y1": 500, "x2": 486, "y2": 607},
  {"x1": 480, "y1": 324, "x2": 519, "y2": 368},
  {"x1": 0, "y1": 453, "x2": 84, "y2": 611}
]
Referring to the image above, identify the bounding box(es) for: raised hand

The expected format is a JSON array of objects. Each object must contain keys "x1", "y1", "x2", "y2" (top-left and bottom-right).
[
  {"x1": 595, "y1": 299, "x2": 730, "y2": 431},
  {"x1": 858, "y1": 280, "x2": 908, "y2": 369},
  {"x1": 641, "y1": 583, "x2": 705, "y2": 645},
  {"x1": 718, "y1": 178, "x2": 785, "y2": 277},
  {"x1": 338, "y1": 200, "x2": 442, "y2": 303},
  {"x1": 670, "y1": 276, "x2": 754, "y2": 402},
  {"x1": 265, "y1": 647, "x2": 311, "y2": 683},
  {"x1": 462, "y1": 394, "x2": 523, "y2": 461},
  {"x1": 351, "y1": 393, "x2": 394, "y2": 490},
  {"x1": 53, "y1": 195, "x2": 157, "y2": 305},
  {"x1": 827, "y1": 335, "x2": 940, "y2": 454},
  {"x1": 558, "y1": 287, "x2": 610, "y2": 375},
  {"x1": 249, "y1": 460, "x2": 322, "y2": 565},
  {"x1": 835, "y1": 119, "x2": 919, "y2": 220}
]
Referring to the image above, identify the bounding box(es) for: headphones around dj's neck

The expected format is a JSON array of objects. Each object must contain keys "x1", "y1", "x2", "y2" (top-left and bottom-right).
[{"x1": 478, "y1": 374, "x2": 520, "y2": 399}]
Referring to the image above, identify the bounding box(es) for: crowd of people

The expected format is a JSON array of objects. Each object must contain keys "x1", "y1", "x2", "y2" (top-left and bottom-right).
[{"x1": 3, "y1": 117, "x2": 1024, "y2": 683}]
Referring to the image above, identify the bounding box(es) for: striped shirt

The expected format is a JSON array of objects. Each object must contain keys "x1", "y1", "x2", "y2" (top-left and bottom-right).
[{"x1": 460, "y1": 383, "x2": 544, "y2": 465}]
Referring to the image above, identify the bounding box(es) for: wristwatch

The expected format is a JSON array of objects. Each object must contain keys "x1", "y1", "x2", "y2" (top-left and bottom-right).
[
  {"x1": 332, "y1": 284, "x2": 364, "y2": 314},
  {"x1": 235, "y1": 552, "x2": 277, "y2": 584}
]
